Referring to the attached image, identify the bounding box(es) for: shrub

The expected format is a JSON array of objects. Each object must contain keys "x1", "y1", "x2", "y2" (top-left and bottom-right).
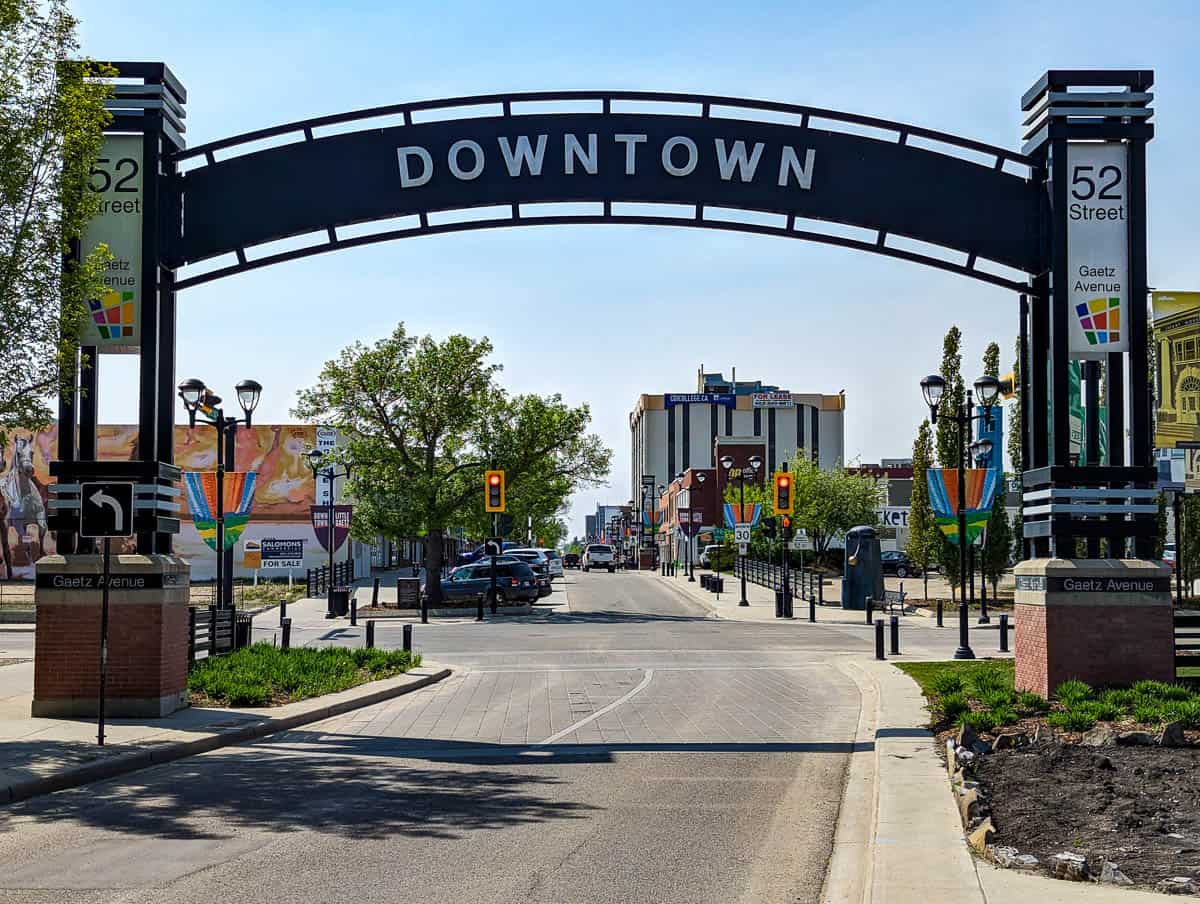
[
  {"x1": 1054, "y1": 679, "x2": 1094, "y2": 707},
  {"x1": 1016, "y1": 691, "x2": 1048, "y2": 713},
  {"x1": 980, "y1": 689, "x2": 1015, "y2": 711},
  {"x1": 1047, "y1": 708, "x2": 1097, "y2": 732},
  {"x1": 1164, "y1": 699, "x2": 1200, "y2": 729},
  {"x1": 1086, "y1": 700, "x2": 1122, "y2": 722},
  {"x1": 959, "y1": 710, "x2": 998, "y2": 733},
  {"x1": 970, "y1": 666, "x2": 1013, "y2": 698},
  {"x1": 1131, "y1": 680, "x2": 1193, "y2": 701},
  {"x1": 1133, "y1": 700, "x2": 1168, "y2": 725},
  {"x1": 1099, "y1": 688, "x2": 1136, "y2": 710},
  {"x1": 988, "y1": 706, "x2": 1020, "y2": 727},
  {"x1": 930, "y1": 673, "x2": 966, "y2": 697},
  {"x1": 939, "y1": 692, "x2": 970, "y2": 723}
]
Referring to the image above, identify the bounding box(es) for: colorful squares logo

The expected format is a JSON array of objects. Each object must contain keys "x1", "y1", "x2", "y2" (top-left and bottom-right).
[
  {"x1": 88, "y1": 290, "x2": 136, "y2": 340},
  {"x1": 1075, "y1": 296, "x2": 1121, "y2": 346}
]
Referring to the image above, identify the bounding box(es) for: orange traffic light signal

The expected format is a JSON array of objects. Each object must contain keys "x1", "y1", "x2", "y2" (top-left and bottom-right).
[
  {"x1": 485, "y1": 470, "x2": 506, "y2": 512},
  {"x1": 773, "y1": 471, "x2": 793, "y2": 514}
]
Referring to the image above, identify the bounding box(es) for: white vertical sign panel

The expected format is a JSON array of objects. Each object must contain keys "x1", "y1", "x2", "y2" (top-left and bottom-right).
[
  {"x1": 81, "y1": 135, "x2": 144, "y2": 353},
  {"x1": 315, "y1": 427, "x2": 338, "y2": 504},
  {"x1": 1066, "y1": 142, "x2": 1129, "y2": 358}
]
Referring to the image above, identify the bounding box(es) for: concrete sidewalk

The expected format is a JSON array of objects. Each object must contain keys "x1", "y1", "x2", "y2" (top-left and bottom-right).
[
  {"x1": 825, "y1": 659, "x2": 1180, "y2": 904},
  {"x1": 644, "y1": 570, "x2": 1015, "y2": 661},
  {"x1": 0, "y1": 651, "x2": 450, "y2": 805}
]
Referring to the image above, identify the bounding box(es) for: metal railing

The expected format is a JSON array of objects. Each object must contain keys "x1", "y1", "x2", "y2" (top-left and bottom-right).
[
  {"x1": 734, "y1": 558, "x2": 825, "y2": 604},
  {"x1": 306, "y1": 560, "x2": 355, "y2": 598},
  {"x1": 188, "y1": 606, "x2": 252, "y2": 665},
  {"x1": 1175, "y1": 613, "x2": 1200, "y2": 675}
]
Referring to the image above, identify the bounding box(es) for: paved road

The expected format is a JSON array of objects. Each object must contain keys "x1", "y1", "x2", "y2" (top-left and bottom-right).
[{"x1": 0, "y1": 572, "x2": 863, "y2": 904}]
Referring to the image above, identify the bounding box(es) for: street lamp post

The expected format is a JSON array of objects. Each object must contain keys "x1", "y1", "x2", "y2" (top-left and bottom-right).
[
  {"x1": 689, "y1": 471, "x2": 707, "y2": 581},
  {"x1": 721, "y1": 453, "x2": 762, "y2": 607},
  {"x1": 972, "y1": 438, "x2": 994, "y2": 624},
  {"x1": 920, "y1": 373, "x2": 1000, "y2": 660},
  {"x1": 305, "y1": 449, "x2": 353, "y2": 619},
  {"x1": 177, "y1": 378, "x2": 262, "y2": 609}
]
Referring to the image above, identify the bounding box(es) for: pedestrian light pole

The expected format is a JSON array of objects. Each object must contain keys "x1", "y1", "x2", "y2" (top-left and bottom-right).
[
  {"x1": 305, "y1": 449, "x2": 352, "y2": 619},
  {"x1": 721, "y1": 453, "x2": 762, "y2": 607},
  {"x1": 177, "y1": 378, "x2": 262, "y2": 609},
  {"x1": 689, "y1": 471, "x2": 707, "y2": 581},
  {"x1": 919, "y1": 373, "x2": 1000, "y2": 660}
]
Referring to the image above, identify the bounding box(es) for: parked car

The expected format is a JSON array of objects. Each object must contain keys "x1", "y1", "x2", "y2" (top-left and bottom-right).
[
  {"x1": 507, "y1": 549, "x2": 554, "y2": 597},
  {"x1": 427, "y1": 560, "x2": 538, "y2": 605},
  {"x1": 699, "y1": 544, "x2": 722, "y2": 569},
  {"x1": 1164, "y1": 543, "x2": 1177, "y2": 572},
  {"x1": 562, "y1": 552, "x2": 581, "y2": 569},
  {"x1": 582, "y1": 543, "x2": 616, "y2": 572},
  {"x1": 536, "y1": 548, "x2": 565, "y2": 578},
  {"x1": 880, "y1": 550, "x2": 921, "y2": 578}
]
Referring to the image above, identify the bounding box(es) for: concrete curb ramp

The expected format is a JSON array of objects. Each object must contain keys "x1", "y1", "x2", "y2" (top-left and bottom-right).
[{"x1": 1, "y1": 666, "x2": 451, "y2": 806}]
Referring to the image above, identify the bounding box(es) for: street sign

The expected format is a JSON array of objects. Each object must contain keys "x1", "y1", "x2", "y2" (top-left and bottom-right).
[
  {"x1": 79, "y1": 482, "x2": 134, "y2": 538},
  {"x1": 790, "y1": 533, "x2": 809, "y2": 550},
  {"x1": 261, "y1": 538, "x2": 305, "y2": 569},
  {"x1": 738, "y1": 542, "x2": 749, "y2": 555},
  {"x1": 734, "y1": 524, "x2": 751, "y2": 544}
]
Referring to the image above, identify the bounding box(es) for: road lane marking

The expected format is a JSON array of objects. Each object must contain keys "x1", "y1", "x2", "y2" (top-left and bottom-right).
[{"x1": 534, "y1": 668, "x2": 654, "y2": 745}]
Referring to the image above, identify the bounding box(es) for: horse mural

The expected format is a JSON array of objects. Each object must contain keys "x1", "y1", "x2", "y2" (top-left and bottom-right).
[{"x1": 1, "y1": 435, "x2": 49, "y2": 577}]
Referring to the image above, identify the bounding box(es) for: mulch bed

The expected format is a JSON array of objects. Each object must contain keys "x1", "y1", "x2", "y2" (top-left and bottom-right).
[{"x1": 970, "y1": 733, "x2": 1200, "y2": 886}]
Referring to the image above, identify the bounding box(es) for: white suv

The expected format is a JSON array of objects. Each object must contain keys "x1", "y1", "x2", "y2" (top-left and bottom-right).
[
  {"x1": 582, "y1": 544, "x2": 616, "y2": 573},
  {"x1": 536, "y1": 548, "x2": 564, "y2": 578}
]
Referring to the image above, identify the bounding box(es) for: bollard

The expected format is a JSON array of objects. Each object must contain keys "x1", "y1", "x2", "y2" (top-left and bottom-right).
[
  {"x1": 279, "y1": 598, "x2": 287, "y2": 626},
  {"x1": 874, "y1": 619, "x2": 885, "y2": 660},
  {"x1": 865, "y1": 595, "x2": 874, "y2": 625},
  {"x1": 350, "y1": 595, "x2": 358, "y2": 626},
  {"x1": 365, "y1": 619, "x2": 375, "y2": 648},
  {"x1": 999, "y1": 613, "x2": 1009, "y2": 652},
  {"x1": 784, "y1": 590, "x2": 794, "y2": 619},
  {"x1": 395, "y1": 577, "x2": 402, "y2": 610},
  {"x1": 775, "y1": 590, "x2": 784, "y2": 618},
  {"x1": 936, "y1": 600, "x2": 944, "y2": 628},
  {"x1": 809, "y1": 592, "x2": 816, "y2": 623},
  {"x1": 281, "y1": 617, "x2": 292, "y2": 650},
  {"x1": 889, "y1": 615, "x2": 900, "y2": 655},
  {"x1": 403, "y1": 623, "x2": 413, "y2": 653},
  {"x1": 372, "y1": 577, "x2": 380, "y2": 607}
]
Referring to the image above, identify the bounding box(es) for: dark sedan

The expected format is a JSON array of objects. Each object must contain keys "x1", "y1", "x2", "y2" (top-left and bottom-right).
[
  {"x1": 427, "y1": 560, "x2": 538, "y2": 605},
  {"x1": 563, "y1": 553, "x2": 580, "y2": 569},
  {"x1": 880, "y1": 550, "x2": 921, "y2": 578}
]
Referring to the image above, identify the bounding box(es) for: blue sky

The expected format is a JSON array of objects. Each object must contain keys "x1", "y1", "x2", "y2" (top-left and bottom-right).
[{"x1": 73, "y1": 0, "x2": 1199, "y2": 538}]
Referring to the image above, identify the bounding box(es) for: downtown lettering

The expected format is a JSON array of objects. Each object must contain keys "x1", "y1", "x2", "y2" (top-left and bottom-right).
[{"x1": 397, "y1": 134, "x2": 816, "y2": 190}]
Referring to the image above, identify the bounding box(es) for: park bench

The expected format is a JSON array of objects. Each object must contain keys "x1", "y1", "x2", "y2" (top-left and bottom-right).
[{"x1": 883, "y1": 588, "x2": 909, "y2": 615}]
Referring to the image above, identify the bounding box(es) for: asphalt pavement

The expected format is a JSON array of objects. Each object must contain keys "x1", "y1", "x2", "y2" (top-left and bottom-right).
[{"x1": 0, "y1": 572, "x2": 864, "y2": 904}]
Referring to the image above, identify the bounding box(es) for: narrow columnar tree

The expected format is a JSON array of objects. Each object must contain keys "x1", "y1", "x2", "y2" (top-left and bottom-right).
[
  {"x1": 934, "y1": 326, "x2": 965, "y2": 589},
  {"x1": 906, "y1": 419, "x2": 938, "y2": 601},
  {"x1": 1008, "y1": 336, "x2": 1024, "y2": 561},
  {"x1": 981, "y1": 494, "x2": 1012, "y2": 595}
]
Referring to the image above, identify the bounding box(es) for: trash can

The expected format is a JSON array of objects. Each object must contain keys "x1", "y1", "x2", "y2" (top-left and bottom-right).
[
  {"x1": 234, "y1": 612, "x2": 253, "y2": 649},
  {"x1": 331, "y1": 586, "x2": 350, "y2": 617},
  {"x1": 841, "y1": 526, "x2": 884, "y2": 611}
]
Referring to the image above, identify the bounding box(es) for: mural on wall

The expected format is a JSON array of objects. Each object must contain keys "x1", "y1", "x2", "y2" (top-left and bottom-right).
[{"x1": 0, "y1": 424, "x2": 319, "y2": 579}]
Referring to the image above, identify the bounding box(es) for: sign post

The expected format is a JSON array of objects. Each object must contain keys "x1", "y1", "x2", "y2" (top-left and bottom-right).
[{"x1": 79, "y1": 481, "x2": 134, "y2": 747}]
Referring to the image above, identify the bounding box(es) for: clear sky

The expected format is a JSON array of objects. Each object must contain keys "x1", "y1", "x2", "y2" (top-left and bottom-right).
[{"x1": 72, "y1": 0, "x2": 1199, "y2": 539}]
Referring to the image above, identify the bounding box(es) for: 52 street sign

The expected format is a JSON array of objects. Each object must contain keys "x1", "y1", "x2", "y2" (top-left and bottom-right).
[{"x1": 79, "y1": 482, "x2": 134, "y2": 538}]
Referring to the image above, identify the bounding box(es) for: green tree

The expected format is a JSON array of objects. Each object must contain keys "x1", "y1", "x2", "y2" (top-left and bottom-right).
[
  {"x1": 981, "y1": 494, "x2": 1012, "y2": 594},
  {"x1": 0, "y1": 2, "x2": 112, "y2": 438},
  {"x1": 1156, "y1": 492, "x2": 1168, "y2": 561},
  {"x1": 906, "y1": 419, "x2": 938, "y2": 600},
  {"x1": 934, "y1": 326, "x2": 965, "y2": 583},
  {"x1": 982, "y1": 341, "x2": 1000, "y2": 379},
  {"x1": 1008, "y1": 337, "x2": 1023, "y2": 562},
  {"x1": 293, "y1": 323, "x2": 611, "y2": 604},
  {"x1": 789, "y1": 454, "x2": 882, "y2": 561}
]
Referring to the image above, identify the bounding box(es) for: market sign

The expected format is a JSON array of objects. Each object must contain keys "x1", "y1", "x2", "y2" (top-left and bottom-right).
[
  {"x1": 1066, "y1": 142, "x2": 1129, "y2": 358},
  {"x1": 751, "y1": 392, "x2": 794, "y2": 408},
  {"x1": 81, "y1": 134, "x2": 144, "y2": 352}
]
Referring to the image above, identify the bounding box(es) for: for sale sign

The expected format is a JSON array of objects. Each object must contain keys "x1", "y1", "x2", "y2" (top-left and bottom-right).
[{"x1": 261, "y1": 538, "x2": 305, "y2": 569}]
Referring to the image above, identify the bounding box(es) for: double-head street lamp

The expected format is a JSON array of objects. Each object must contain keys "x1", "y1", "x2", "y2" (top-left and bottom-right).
[
  {"x1": 305, "y1": 448, "x2": 353, "y2": 619},
  {"x1": 920, "y1": 372, "x2": 1001, "y2": 659},
  {"x1": 721, "y1": 453, "x2": 762, "y2": 607},
  {"x1": 178, "y1": 378, "x2": 262, "y2": 609}
]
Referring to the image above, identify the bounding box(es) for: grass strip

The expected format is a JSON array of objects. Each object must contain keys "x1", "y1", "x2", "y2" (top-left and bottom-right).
[{"x1": 189, "y1": 643, "x2": 421, "y2": 708}]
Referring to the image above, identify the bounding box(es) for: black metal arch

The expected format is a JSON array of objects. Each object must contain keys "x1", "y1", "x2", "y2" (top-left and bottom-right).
[{"x1": 166, "y1": 90, "x2": 1045, "y2": 292}]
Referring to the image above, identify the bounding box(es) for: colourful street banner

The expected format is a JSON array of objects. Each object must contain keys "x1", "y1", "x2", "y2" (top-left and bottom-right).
[
  {"x1": 723, "y1": 503, "x2": 761, "y2": 528},
  {"x1": 642, "y1": 510, "x2": 663, "y2": 534},
  {"x1": 926, "y1": 468, "x2": 1000, "y2": 546},
  {"x1": 311, "y1": 505, "x2": 353, "y2": 553},
  {"x1": 183, "y1": 471, "x2": 258, "y2": 550}
]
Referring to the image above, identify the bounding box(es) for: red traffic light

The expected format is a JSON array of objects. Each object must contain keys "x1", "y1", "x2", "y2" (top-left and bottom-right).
[
  {"x1": 489, "y1": 474, "x2": 501, "y2": 485},
  {"x1": 778, "y1": 476, "x2": 790, "y2": 487}
]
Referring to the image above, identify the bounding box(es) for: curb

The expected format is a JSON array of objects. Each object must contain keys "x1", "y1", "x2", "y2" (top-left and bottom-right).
[{"x1": 2, "y1": 666, "x2": 451, "y2": 806}]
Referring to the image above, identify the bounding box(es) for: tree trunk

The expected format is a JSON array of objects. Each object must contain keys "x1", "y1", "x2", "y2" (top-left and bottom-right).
[
  {"x1": 425, "y1": 530, "x2": 445, "y2": 606},
  {"x1": 923, "y1": 569, "x2": 929, "y2": 601}
]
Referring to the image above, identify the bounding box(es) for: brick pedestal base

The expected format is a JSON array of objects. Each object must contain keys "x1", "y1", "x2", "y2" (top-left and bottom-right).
[
  {"x1": 1014, "y1": 558, "x2": 1174, "y2": 698},
  {"x1": 33, "y1": 554, "x2": 191, "y2": 718}
]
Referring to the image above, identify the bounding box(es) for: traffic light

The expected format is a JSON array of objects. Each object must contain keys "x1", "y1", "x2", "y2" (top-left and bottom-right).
[
  {"x1": 761, "y1": 516, "x2": 777, "y2": 540},
  {"x1": 780, "y1": 515, "x2": 793, "y2": 540},
  {"x1": 773, "y1": 471, "x2": 793, "y2": 514},
  {"x1": 485, "y1": 470, "x2": 505, "y2": 512}
]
